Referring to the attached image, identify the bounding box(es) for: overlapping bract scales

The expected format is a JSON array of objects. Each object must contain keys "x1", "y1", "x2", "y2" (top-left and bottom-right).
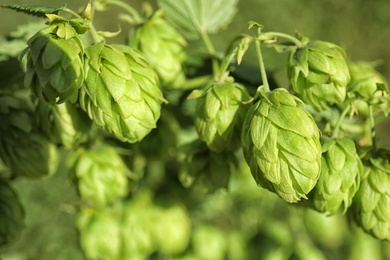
[
  {"x1": 241, "y1": 88, "x2": 321, "y2": 203},
  {"x1": 312, "y1": 138, "x2": 362, "y2": 215},
  {"x1": 24, "y1": 22, "x2": 84, "y2": 104},
  {"x1": 80, "y1": 42, "x2": 166, "y2": 143},
  {"x1": 351, "y1": 155, "x2": 390, "y2": 241},
  {"x1": 190, "y1": 80, "x2": 250, "y2": 152},
  {"x1": 288, "y1": 40, "x2": 350, "y2": 111},
  {"x1": 129, "y1": 10, "x2": 187, "y2": 87}
]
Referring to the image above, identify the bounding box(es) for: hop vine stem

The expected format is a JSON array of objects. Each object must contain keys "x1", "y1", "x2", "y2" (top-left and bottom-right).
[
  {"x1": 255, "y1": 38, "x2": 270, "y2": 93},
  {"x1": 331, "y1": 104, "x2": 351, "y2": 139},
  {"x1": 199, "y1": 30, "x2": 219, "y2": 81}
]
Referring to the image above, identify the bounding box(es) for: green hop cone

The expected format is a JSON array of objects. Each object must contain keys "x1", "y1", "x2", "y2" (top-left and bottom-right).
[
  {"x1": 129, "y1": 10, "x2": 187, "y2": 87},
  {"x1": 72, "y1": 145, "x2": 129, "y2": 207},
  {"x1": 288, "y1": 40, "x2": 350, "y2": 111},
  {"x1": 347, "y1": 61, "x2": 389, "y2": 115},
  {"x1": 351, "y1": 153, "x2": 390, "y2": 241},
  {"x1": 241, "y1": 88, "x2": 321, "y2": 203},
  {"x1": 77, "y1": 205, "x2": 122, "y2": 260},
  {"x1": 80, "y1": 41, "x2": 166, "y2": 143},
  {"x1": 24, "y1": 16, "x2": 85, "y2": 104},
  {"x1": 178, "y1": 140, "x2": 238, "y2": 193},
  {"x1": 311, "y1": 138, "x2": 362, "y2": 215},
  {"x1": 189, "y1": 80, "x2": 250, "y2": 152},
  {"x1": 0, "y1": 179, "x2": 25, "y2": 246}
]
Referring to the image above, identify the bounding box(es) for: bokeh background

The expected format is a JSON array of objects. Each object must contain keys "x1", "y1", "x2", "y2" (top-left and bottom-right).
[{"x1": 1, "y1": 0, "x2": 390, "y2": 259}]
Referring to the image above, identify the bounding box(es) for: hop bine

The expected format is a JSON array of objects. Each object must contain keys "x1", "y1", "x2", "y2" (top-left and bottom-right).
[
  {"x1": 241, "y1": 88, "x2": 321, "y2": 203},
  {"x1": 23, "y1": 15, "x2": 86, "y2": 104},
  {"x1": 80, "y1": 41, "x2": 167, "y2": 143},
  {"x1": 287, "y1": 40, "x2": 351, "y2": 111}
]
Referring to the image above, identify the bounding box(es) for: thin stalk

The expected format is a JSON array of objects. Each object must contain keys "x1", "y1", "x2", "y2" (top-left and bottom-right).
[
  {"x1": 368, "y1": 105, "x2": 377, "y2": 150},
  {"x1": 260, "y1": 32, "x2": 305, "y2": 48},
  {"x1": 255, "y1": 39, "x2": 269, "y2": 92},
  {"x1": 331, "y1": 104, "x2": 351, "y2": 139},
  {"x1": 62, "y1": 7, "x2": 83, "y2": 19},
  {"x1": 199, "y1": 30, "x2": 219, "y2": 81},
  {"x1": 106, "y1": 0, "x2": 143, "y2": 23}
]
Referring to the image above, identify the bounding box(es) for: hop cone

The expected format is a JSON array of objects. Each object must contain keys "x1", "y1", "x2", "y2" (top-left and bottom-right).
[
  {"x1": 347, "y1": 61, "x2": 389, "y2": 115},
  {"x1": 189, "y1": 80, "x2": 250, "y2": 152},
  {"x1": 80, "y1": 42, "x2": 166, "y2": 143},
  {"x1": 288, "y1": 40, "x2": 350, "y2": 111},
  {"x1": 24, "y1": 20, "x2": 84, "y2": 104},
  {"x1": 178, "y1": 140, "x2": 237, "y2": 193},
  {"x1": 78, "y1": 205, "x2": 122, "y2": 260},
  {"x1": 241, "y1": 88, "x2": 321, "y2": 203},
  {"x1": 0, "y1": 179, "x2": 25, "y2": 245},
  {"x1": 72, "y1": 145, "x2": 129, "y2": 207},
  {"x1": 312, "y1": 138, "x2": 362, "y2": 215},
  {"x1": 129, "y1": 10, "x2": 187, "y2": 87},
  {"x1": 351, "y1": 154, "x2": 390, "y2": 241}
]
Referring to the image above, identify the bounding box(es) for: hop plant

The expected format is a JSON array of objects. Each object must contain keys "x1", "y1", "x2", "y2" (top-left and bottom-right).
[
  {"x1": 311, "y1": 138, "x2": 362, "y2": 215},
  {"x1": 72, "y1": 145, "x2": 130, "y2": 207},
  {"x1": 0, "y1": 179, "x2": 25, "y2": 246},
  {"x1": 188, "y1": 79, "x2": 250, "y2": 152},
  {"x1": 288, "y1": 40, "x2": 350, "y2": 111},
  {"x1": 80, "y1": 41, "x2": 166, "y2": 143},
  {"x1": 23, "y1": 15, "x2": 86, "y2": 104},
  {"x1": 129, "y1": 10, "x2": 187, "y2": 87},
  {"x1": 351, "y1": 153, "x2": 390, "y2": 241},
  {"x1": 241, "y1": 88, "x2": 321, "y2": 203}
]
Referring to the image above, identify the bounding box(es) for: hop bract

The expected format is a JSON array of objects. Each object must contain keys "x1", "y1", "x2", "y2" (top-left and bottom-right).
[
  {"x1": 73, "y1": 145, "x2": 129, "y2": 207},
  {"x1": 80, "y1": 42, "x2": 166, "y2": 143},
  {"x1": 241, "y1": 88, "x2": 321, "y2": 203},
  {"x1": 129, "y1": 10, "x2": 187, "y2": 87},
  {"x1": 312, "y1": 138, "x2": 362, "y2": 215},
  {"x1": 288, "y1": 40, "x2": 350, "y2": 111},
  {"x1": 351, "y1": 155, "x2": 390, "y2": 241},
  {"x1": 189, "y1": 80, "x2": 250, "y2": 152},
  {"x1": 24, "y1": 17, "x2": 85, "y2": 104}
]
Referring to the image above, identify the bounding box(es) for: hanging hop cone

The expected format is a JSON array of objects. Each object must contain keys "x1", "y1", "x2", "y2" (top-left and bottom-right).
[
  {"x1": 241, "y1": 88, "x2": 321, "y2": 203},
  {"x1": 0, "y1": 179, "x2": 25, "y2": 246},
  {"x1": 347, "y1": 61, "x2": 389, "y2": 115},
  {"x1": 288, "y1": 40, "x2": 350, "y2": 111},
  {"x1": 311, "y1": 138, "x2": 362, "y2": 215},
  {"x1": 351, "y1": 153, "x2": 390, "y2": 241},
  {"x1": 71, "y1": 145, "x2": 130, "y2": 207},
  {"x1": 128, "y1": 10, "x2": 187, "y2": 87},
  {"x1": 188, "y1": 80, "x2": 250, "y2": 152},
  {"x1": 80, "y1": 41, "x2": 166, "y2": 143},
  {"x1": 23, "y1": 15, "x2": 86, "y2": 104}
]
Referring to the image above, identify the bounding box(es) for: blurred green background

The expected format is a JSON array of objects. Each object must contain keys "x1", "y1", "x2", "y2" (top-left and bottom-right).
[{"x1": 1, "y1": 0, "x2": 390, "y2": 259}]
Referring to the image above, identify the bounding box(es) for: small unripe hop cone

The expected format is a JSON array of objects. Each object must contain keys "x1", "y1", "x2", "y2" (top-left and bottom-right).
[{"x1": 241, "y1": 88, "x2": 321, "y2": 203}]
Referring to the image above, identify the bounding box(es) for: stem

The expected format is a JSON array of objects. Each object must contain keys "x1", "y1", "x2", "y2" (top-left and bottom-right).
[
  {"x1": 107, "y1": 0, "x2": 143, "y2": 24},
  {"x1": 199, "y1": 30, "x2": 219, "y2": 81},
  {"x1": 260, "y1": 32, "x2": 305, "y2": 48},
  {"x1": 62, "y1": 7, "x2": 83, "y2": 19},
  {"x1": 255, "y1": 39, "x2": 270, "y2": 92},
  {"x1": 368, "y1": 105, "x2": 377, "y2": 149},
  {"x1": 331, "y1": 104, "x2": 351, "y2": 138}
]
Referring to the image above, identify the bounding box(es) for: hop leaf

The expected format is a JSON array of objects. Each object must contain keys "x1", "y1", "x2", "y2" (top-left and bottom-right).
[
  {"x1": 288, "y1": 40, "x2": 350, "y2": 111},
  {"x1": 24, "y1": 21, "x2": 85, "y2": 104},
  {"x1": 72, "y1": 145, "x2": 130, "y2": 207},
  {"x1": 80, "y1": 42, "x2": 166, "y2": 143},
  {"x1": 351, "y1": 153, "x2": 390, "y2": 241},
  {"x1": 129, "y1": 10, "x2": 187, "y2": 87},
  {"x1": 311, "y1": 138, "x2": 362, "y2": 215},
  {"x1": 0, "y1": 179, "x2": 25, "y2": 246},
  {"x1": 189, "y1": 80, "x2": 250, "y2": 152},
  {"x1": 241, "y1": 88, "x2": 322, "y2": 203}
]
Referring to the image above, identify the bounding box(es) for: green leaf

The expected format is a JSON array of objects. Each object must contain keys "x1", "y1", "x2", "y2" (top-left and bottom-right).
[
  {"x1": 1, "y1": 4, "x2": 66, "y2": 18},
  {"x1": 158, "y1": 0, "x2": 239, "y2": 38}
]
